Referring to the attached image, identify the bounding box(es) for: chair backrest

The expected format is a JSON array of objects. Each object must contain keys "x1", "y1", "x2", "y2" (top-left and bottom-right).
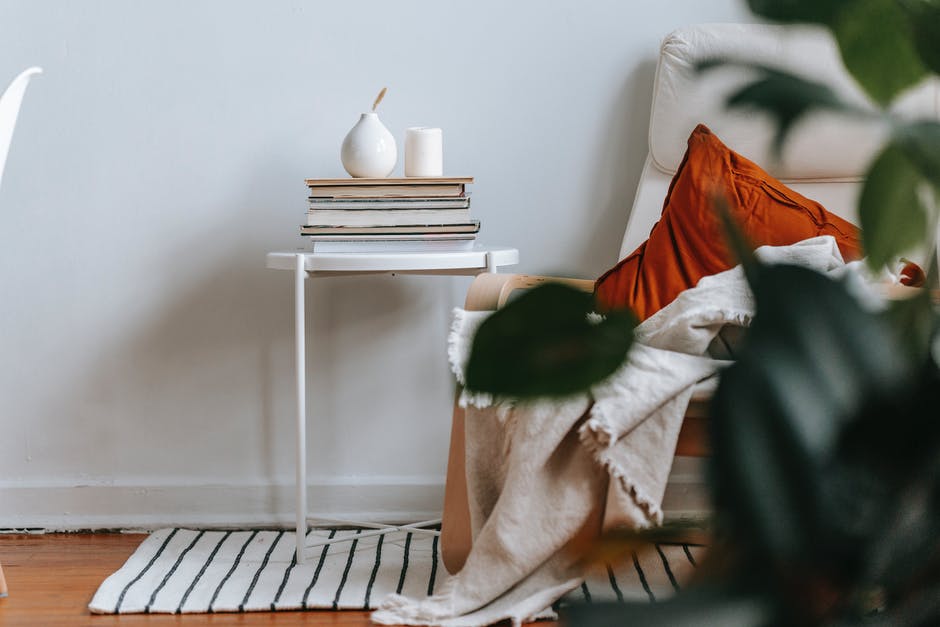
[
  {"x1": 619, "y1": 23, "x2": 940, "y2": 261},
  {"x1": 0, "y1": 67, "x2": 42, "y2": 191}
]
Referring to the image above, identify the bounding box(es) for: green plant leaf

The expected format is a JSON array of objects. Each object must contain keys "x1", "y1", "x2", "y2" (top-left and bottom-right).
[
  {"x1": 708, "y1": 263, "x2": 940, "y2": 614},
  {"x1": 746, "y1": 0, "x2": 845, "y2": 24},
  {"x1": 832, "y1": 358, "x2": 940, "y2": 595},
  {"x1": 748, "y1": 0, "x2": 928, "y2": 106},
  {"x1": 831, "y1": 0, "x2": 929, "y2": 106},
  {"x1": 708, "y1": 263, "x2": 915, "y2": 579},
  {"x1": 899, "y1": 0, "x2": 940, "y2": 75},
  {"x1": 859, "y1": 142, "x2": 929, "y2": 270},
  {"x1": 463, "y1": 283, "x2": 635, "y2": 398},
  {"x1": 698, "y1": 62, "x2": 857, "y2": 156},
  {"x1": 727, "y1": 72, "x2": 848, "y2": 155},
  {"x1": 882, "y1": 289, "x2": 937, "y2": 362},
  {"x1": 894, "y1": 120, "x2": 940, "y2": 188},
  {"x1": 561, "y1": 584, "x2": 774, "y2": 627},
  {"x1": 860, "y1": 583, "x2": 940, "y2": 627}
]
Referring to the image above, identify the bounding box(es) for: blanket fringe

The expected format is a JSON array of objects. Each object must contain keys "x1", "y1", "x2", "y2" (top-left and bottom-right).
[
  {"x1": 448, "y1": 308, "x2": 497, "y2": 409},
  {"x1": 578, "y1": 410, "x2": 664, "y2": 526},
  {"x1": 447, "y1": 307, "x2": 471, "y2": 385},
  {"x1": 580, "y1": 400, "x2": 618, "y2": 448},
  {"x1": 448, "y1": 307, "x2": 521, "y2": 413},
  {"x1": 373, "y1": 587, "x2": 461, "y2": 626}
]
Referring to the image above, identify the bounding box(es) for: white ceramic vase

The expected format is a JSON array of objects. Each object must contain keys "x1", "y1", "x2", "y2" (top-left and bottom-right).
[{"x1": 341, "y1": 112, "x2": 397, "y2": 178}]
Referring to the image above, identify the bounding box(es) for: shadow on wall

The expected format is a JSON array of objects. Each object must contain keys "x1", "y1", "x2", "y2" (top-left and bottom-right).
[
  {"x1": 29, "y1": 156, "x2": 452, "y2": 517},
  {"x1": 575, "y1": 58, "x2": 657, "y2": 275},
  {"x1": 23, "y1": 157, "x2": 297, "y2": 502}
]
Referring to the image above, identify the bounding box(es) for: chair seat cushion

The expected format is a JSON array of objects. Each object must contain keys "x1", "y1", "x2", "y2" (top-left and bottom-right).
[{"x1": 595, "y1": 124, "x2": 863, "y2": 320}]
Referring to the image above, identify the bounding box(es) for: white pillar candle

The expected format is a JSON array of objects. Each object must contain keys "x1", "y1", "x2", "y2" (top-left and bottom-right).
[{"x1": 404, "y1": 127, "x2": 443, "y2": 177}]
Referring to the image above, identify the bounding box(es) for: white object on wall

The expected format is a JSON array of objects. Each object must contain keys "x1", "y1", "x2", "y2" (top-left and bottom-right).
[
  {"x1": 0, "y1": 66, "x2": 41, "y2": 190},
  {"x1": 341, "y1": 112, "x2": 397, "y2": 178},
  {"x1": 404, "y1": 127, "x2": 443, "y2": 177}
]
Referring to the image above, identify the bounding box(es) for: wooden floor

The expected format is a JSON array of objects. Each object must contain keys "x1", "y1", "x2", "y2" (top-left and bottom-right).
[{"x1": 0, "y1": 533, "x2": 407, "y2": 626}]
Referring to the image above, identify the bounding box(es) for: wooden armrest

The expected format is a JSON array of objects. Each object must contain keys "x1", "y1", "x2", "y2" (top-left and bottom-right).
[
  {"x1": 444, "y1": 273, "x2": 593, "y2": 574},
  {"x1": 876, "y1": 283, "x2": 940, "y2": 304},
  {"x1": 464, "y1": 273, "x2": 595, "y2": 311}
]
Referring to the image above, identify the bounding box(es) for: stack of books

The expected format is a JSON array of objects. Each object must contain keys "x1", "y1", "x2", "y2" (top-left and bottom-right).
[{"x1": 301, "y1": 177, "x2": 478, "y2": 251}]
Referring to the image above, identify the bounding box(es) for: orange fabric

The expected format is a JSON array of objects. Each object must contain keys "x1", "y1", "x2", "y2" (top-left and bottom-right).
[
  {"x1": 595, "y1": 124, "x2": 863, "y2": 320},
  {"x1": 899, "y1": 261, "x2": 926, "y2": 287}
]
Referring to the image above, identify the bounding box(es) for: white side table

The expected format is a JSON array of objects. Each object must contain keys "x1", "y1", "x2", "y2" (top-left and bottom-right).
[{"x1": 266, "y1": 246, "x2": 519, "y2": 562}]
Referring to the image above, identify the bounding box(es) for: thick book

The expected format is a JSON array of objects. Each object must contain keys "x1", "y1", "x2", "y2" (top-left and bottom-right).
[
  {"x1": 306, "y1": 207, "x2": 471, "y2": 227},
  {"x1": 303, "y1": 233, "x2": 476, "y2": 242},
  {"x1": 305, "y1": 176, "x2": 473, "y2": 186},
  {"x1": 305, "y1": 176, "x2": 473, "y2": 199},
  {"x1": 300, "y1": 221, "x2": 480, "y2": 236},
  {"x1": 307, "y1": 184, "x2": 466, "y2": 198},
  {"x1": 306, "y1": 197, "x2": 470, "y2": 210},
  {"x1": 307, "y1": 236, "x2": 477, "y2": 253}
]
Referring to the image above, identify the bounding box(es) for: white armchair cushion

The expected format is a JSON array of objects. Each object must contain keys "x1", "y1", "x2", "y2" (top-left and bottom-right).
[{"x1": 648, "y1": 23, "x2": 940, "y2": 181}]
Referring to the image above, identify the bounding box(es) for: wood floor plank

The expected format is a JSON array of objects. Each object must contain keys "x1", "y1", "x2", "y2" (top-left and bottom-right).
[{"x1": 0, "y1": 533, "x2": 398, "y2": 626}]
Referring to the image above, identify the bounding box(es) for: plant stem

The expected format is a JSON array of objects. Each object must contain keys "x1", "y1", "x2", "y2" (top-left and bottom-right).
[{"x1": 372, "y1": 87, "x2": 387, "y2": 112}]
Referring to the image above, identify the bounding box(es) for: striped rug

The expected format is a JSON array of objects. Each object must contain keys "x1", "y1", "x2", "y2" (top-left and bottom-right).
[{"x1": 89, "y1": 528, "x2": 704, "y2": 614}]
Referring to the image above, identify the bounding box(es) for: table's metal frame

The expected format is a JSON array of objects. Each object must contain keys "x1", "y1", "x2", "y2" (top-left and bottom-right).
[{"x1": 275, "y1": 248, "x2": 517, "y2": 562}]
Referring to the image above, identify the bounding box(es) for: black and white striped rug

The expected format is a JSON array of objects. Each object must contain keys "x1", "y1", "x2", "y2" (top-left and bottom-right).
[{"x1": 89, "y1": 528, "x2": 703, "y2": 614}]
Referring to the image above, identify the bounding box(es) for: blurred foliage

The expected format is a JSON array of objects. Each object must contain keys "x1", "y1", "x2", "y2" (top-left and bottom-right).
[
  {"x1": 746, "y1": 0, "x2": 931, "y2": 104},
  {"x1": 563, "y1": 1, "x2": 940, "y2": 623},
  {"x1": 696, "y1": 60, "x2": 861, "y2": 154},
  {"x1": 705, "y1": 264, "x2": 939, "y2": 625},
  {"x1": 464, "y1": 283, "x2": 635, "y2": 398},
  {"x1": 564, "y1": 262, "x2": 940, "y2": 627},
  {"x1": 702, "y1": 0, "x2": 940, "y2": 270},
  {"x1": 859, "y1": 142, "x2": 931, "y2": 269},
  {"x1": 464, "y1": 2, "x2": 940, "y2": 625}
]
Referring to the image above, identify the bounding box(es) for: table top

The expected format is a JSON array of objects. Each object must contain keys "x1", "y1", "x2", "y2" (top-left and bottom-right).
[{"x1": 266, "y1": 245, "x2": 519, "y2": 275}]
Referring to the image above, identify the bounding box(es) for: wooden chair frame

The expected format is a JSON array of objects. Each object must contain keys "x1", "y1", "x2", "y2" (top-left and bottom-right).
[{"x1": 439, "y1": 272, "x2": 709, "y2": 574}]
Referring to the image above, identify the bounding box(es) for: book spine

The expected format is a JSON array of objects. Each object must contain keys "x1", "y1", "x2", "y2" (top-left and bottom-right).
[
  {"x1": 306, "y1": 198, "x2": 470, "y2": 210},
  {"x1": 306, "y1": 184, "x2": 465, "y2": 199},
  {"x1": 306, "y1": 210, "x2": 471, "y2": 227},
  {"x1": 300, "y1": 222, "x2": 480, "y2": 236},
  {"x1": 303, "y1": 233, "x2": 476, "y2": 241},
  {"x1": 305, "y1": 177, "x2": 473, "y2": 186},
  {"x1": 310, "y1": 240, "x2": 476, "y2": 253}
]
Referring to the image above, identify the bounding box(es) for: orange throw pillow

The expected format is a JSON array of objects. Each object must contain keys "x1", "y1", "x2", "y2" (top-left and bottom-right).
[{"x1": 595, "y1": 124, "x2": 862, "y2": 320}]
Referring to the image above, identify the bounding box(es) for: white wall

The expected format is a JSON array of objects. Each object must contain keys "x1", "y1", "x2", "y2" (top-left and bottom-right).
[{"x1": 0, "y1": 0, "x2": 749, "y2": 528}]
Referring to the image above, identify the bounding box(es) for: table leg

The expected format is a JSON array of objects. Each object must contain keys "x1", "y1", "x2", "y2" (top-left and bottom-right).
[
  {"x1": 485, "y1": 251, "x2": 497, "y2": 273},
  {"x1": 295, "y1": 254, "x2": 308, "y2": 564}
]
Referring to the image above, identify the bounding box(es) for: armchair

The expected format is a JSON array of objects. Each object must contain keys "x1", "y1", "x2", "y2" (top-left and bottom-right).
[{"x1": 440, "y1": 23, "x2": 940, "y2": 574}]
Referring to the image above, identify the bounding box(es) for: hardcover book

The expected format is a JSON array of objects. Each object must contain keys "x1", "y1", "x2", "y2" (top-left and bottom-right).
[
  {"x1": 305, "y1": 176, "x2": 473, "y2": 186},
  {"x1": 306, "y1": 208, "x2": 471, "y2": 227},
  {"x1": 300, "y1": 221, "x2": 480, "y2": 236},
  {"x1": 305, "y1": 176, "x2": 474, "y2": 199},
  {"x1": 307, "y1": 197, "x2": 470, "y2": 210}
]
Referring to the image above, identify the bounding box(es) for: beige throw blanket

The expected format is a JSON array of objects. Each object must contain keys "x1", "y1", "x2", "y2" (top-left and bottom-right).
[{"x1": 373, "y1": 237, "x2": 851, "y2": 627}]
